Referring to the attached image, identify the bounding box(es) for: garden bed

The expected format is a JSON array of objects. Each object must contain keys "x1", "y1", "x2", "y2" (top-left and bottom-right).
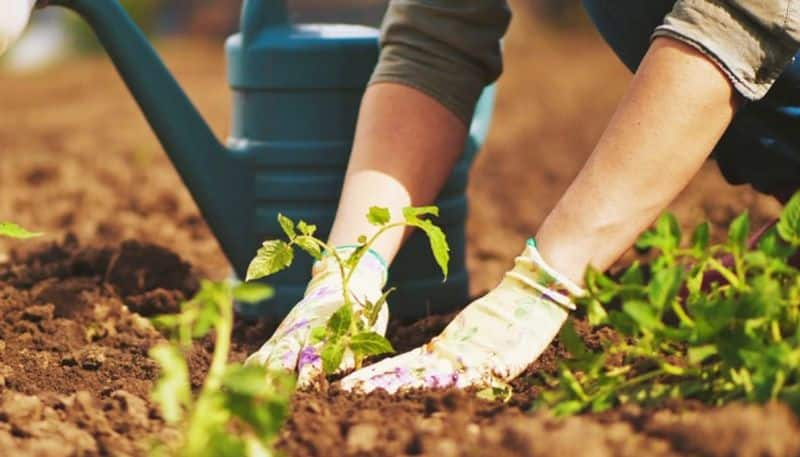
[
  {"x1": 1, "y1": 240, "x2": 799, "y2": 456},
  {"x1": 0, "y1": 23, "x2": 796, "y2": 456}
]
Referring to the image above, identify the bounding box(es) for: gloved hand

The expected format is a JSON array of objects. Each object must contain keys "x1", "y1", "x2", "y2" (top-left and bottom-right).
[
  {"x1": 341, "y1": 238, "x2": 584, "y2": 394},
  {"x1": 245, "y1": 246, "x2": 388, "y2": 387},
  {"x1": 0, "y1": 0, "x2": 37, "y2": 55}
]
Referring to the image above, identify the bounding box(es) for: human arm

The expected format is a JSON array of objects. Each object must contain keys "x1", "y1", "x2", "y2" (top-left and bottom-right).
[
  {"x1": 536, "y1": 36, "x2": 738, "y2": 284},
  {"x1": 327, "y1": 0, "x2": 510, "y2": 263}
]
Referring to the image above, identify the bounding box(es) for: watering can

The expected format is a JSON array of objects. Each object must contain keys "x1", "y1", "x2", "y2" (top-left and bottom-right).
[{"x1": 38, "y1": 0, "x2": 496, "y2": 319}]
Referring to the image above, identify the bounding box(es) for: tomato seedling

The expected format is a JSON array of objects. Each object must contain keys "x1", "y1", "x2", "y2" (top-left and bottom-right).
[
  {"x1": 149, "y1": 280, "x2": 294, "y2": 457},
  {"x1": 536, "y1": 192, "x2": 800, "y2": 416},
  {"x1": 245, "y1": 206, "x2": 450, "y2": 374}
]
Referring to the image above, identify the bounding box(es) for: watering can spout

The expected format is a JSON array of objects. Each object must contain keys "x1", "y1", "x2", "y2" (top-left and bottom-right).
[{"x1": 50, "y1": 0, "x2": 249, "y2": 269}]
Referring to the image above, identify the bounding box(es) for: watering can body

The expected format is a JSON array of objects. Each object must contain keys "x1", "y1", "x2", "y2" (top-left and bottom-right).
[{"x1": 48, "y1": 0, "x2": 495, "y2": 319}]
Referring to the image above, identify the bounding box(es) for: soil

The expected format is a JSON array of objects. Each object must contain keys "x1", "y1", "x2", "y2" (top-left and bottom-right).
[{"x1": 0, "y1": 4, "x2": 795, "y2": 457}]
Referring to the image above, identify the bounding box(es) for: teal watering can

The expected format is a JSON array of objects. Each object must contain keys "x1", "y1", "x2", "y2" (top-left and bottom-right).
[{"x1": 43, "y1": 0, "x2": 495, "y2": 319}]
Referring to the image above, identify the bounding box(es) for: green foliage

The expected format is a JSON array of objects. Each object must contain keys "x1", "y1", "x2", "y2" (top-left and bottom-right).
[
  {"x1": 0, "y1": 222, "x2": 41, "y2": 239},
  {"x1": 245, "y1": 240, "x2": 294, "y2": 282},
  {"x1": 536, "y1": 192, "x2": 800, "y2": 416},
  {"x1": 246, "y1": 206, "x2": 450, "y2": 374},
  {"x1": 149, "y1": 280, "x2": 294, "y2": 457}
]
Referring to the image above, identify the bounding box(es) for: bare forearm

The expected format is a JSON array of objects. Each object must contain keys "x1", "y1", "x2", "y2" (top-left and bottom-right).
[
  {"x1": 536, "y1": 37, "x2": 739, "y2": 284},
  {"x1": 328, "y1": 83, "x2": 466, "y2": 263}
]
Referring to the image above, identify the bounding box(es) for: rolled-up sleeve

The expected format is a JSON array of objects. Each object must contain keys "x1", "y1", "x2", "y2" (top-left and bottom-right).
[
  {"x1": 371, "y1": 0, "x2": 511, "y2": 125},
  {"x1": 653, "y1": 0, "x2": 800, "y2": 100}
]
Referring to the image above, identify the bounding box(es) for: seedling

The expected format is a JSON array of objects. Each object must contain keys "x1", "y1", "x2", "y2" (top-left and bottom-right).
[
  {"x1": 536, "y1": 192, "x2": 800, "y2": 416},
  {"x1": 246, "y1": 206, "x2": 450, "y2": 374},
  {"x1": 149, "y1": 280, "x2": 295, "y2": 457},
  {"x1": 0, "y1": 222, "x2": 41, "y2": 239}
]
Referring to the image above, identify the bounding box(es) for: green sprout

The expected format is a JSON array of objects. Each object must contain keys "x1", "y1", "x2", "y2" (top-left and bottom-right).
[
  {"x1": 246, "y1": 206, "x2": 450, "y2": 374},
  {"x1": 148, "y1": 280, "x2": 294, "y2": 457}
]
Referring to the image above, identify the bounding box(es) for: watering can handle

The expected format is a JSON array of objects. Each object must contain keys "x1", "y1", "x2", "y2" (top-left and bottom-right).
[{"x1": 241, "y1": 0, "x2": 289, "y2": 42}]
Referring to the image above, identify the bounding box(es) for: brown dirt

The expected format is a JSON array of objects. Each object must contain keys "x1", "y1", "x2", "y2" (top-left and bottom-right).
[{"x1": 0, "y1": 4, "x2": 795, "y2": 456}]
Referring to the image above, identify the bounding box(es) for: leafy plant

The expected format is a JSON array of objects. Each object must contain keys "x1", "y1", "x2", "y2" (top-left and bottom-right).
[
  {"x1": 246, "y1": 206, "x2": 450, "y2": 374},
  {"x1": 0, "y1": 222, "x2": 41, "y2": 239},
  {"x1": 536, "y1": 192, "x2": 800, "y2": 416},
  {"x1": 149, "y1": 280, "x2": 295, "y2": 457}
]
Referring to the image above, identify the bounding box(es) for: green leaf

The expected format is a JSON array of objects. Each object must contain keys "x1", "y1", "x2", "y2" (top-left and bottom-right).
[
  {"x1": 246, "y1": 240, "x2": 294, "y2": 281},
  {"x1": 349, "y1": 331, "x2": 394, "y2": 358},
  {"x1": 309, "y1": 326, "x2": 327, "y2": 344},
  {"x1": 586, "y1": 299, "x2": 609, "y2": 326},
  {"x1": 552, "y1": 400, "x2": 587, "y2": 417},
  {"x1": 403, "y1": 206, "x2": 439, "y2": 219},
  {"x1": 277, "y1": 213, "x2": 296, "y2": 240},
  {"x1": 367, "y1": 206, "x2": 391, "y2": 226},
  {"x1": 559, "y1": 319, "x2": 589, "y2": 358},
  {"x1": 476, "y1": 384, "x2": 513, "y2": 403},
  {"x1": 294, "y1": 236, "x2": 322, "y2": 260},
  {"x1": 326, "y1": 304, "x2": 353, "y2": 340},
  {"x1": 688, "y1": 344, "x2": 717, "y2": 365},
  {"x1": 321, "y1": 341, "x2": 346, "y2": 374},
  {"x1": 0, "y1": 222, "x2": 42, "y2": 239},
  {"x1": 648, "y1": 266, "x2": 683, "y2": 310},
  {"x1": 345, "y1": 245, "x2": 368, "y2": 271},
  {"x1": 620, "y1": 262, "x2": 644, "y2": 286},
  {"x1": 759, "y1": 227, "x2": 796, "y2": 259},
  {"x1": 297, "y1": 220, "x2": 317, "y2": 237},
  {"x1": 623, "y1": 300, "x2": 662, "y2": 332},
  {"x1": 222, "y1": 364, "x2": 272, "y2": 397},
  {"x1": 584, "y1": 267, "x2": 620, "y2": 303},
  {"x1": 149, "y1": 344, "x2": 191, "y2": 424},
  {"x1": 402, "y1": 206, "x2": 449, "y2": 279},
  {"x1": 233, "y1": 282, "x2": 274, "y2": 304},
  {"x1": 636, "y1": 213, "x2": 681, "y2": 253},
  {"x1": 728, "y1": 211, "x2": 750, "y2": 254},
  {"x1": 365, "y1": 287, "x2": 394, "y2": 327},
  {"x1": 691, "y1": 221, "x2": 710, "y2": 255},
  {"x1": 150, "y1": 314, "x2": 180, "y2": 333},
  {"x1": 778, "y1": 191, "x2": 800, "y2": 246}
]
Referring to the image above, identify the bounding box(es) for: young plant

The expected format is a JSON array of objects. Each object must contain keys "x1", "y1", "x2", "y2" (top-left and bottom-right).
[
  {"x1": 0, "y1": 222, "x2": 41, "y2": 239},
  {"x1": 149, "y1": 280, "x2": 295, "y2": 457},
  {"x1": 246, "y1": 206, "x2": 450, "y2": 374},
  {"x1": 536, "y1": 192, "x2": 800, "y2": 416}
]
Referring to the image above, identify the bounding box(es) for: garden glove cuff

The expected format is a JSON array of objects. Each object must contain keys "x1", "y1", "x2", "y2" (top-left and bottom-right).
[
  {"x1": 246, "y1": 245, "x2": 388, "y2": 387},
  {"x1": 341, "y1": 238, "x2": 585, "y2": 394},
  {"x1": 0, "y1": 0, "x2": 36, "y2": 56}
]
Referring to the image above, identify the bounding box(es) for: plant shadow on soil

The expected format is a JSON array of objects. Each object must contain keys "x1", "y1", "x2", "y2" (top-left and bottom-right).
[{"x1": 1, "y1": 238, "x2": 799, "y2": 457}]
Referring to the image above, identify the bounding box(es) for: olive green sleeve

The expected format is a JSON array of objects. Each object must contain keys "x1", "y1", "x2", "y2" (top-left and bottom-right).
[
  {"x1": 370, "y1": 0, "x2": 511, "y2": 125},
  {"x1": 653, "y1": 0, "x2": 800, "y2": 100}
]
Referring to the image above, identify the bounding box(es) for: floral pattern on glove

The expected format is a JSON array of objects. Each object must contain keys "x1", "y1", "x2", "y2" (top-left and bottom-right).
[
  {"x1": 245, "y1": 246, "x2": 388, "y2": 387},
  {"x1": 341, "y1": 242, "x2": 582, "y2": 394}
]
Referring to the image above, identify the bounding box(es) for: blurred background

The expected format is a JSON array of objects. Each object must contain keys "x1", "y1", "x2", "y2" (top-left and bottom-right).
[
  {"x1": 0, "y1": 1, "x2": 780, "y2": 293},
  {"x1": 0, "y1": 0, "x2": 586, "y2": 70}
]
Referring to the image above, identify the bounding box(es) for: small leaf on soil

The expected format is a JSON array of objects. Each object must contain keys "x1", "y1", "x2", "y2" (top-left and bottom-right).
[{"x1": 0, "y1": 222, "x2": 42, "y2": 239}]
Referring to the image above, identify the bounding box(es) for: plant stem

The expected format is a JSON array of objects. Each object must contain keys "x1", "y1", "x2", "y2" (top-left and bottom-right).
[
  {"x1": 707, "y1": 258, "x2": 742, "y2": 289},
  {"x1": 203, "y1": 288, "x2": 233, "y2": 392},
  {"x1": 343, "y1": 222, "x2": 406, "y2": 286},
  {"x1": 184, "y1": 287, "x2": 234, "y2": 455}
]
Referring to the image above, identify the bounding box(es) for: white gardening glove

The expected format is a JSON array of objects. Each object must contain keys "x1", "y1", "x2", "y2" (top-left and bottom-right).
[
  {"x1": 246, "y1": 246, "x2": 388, "y2": 387},
  {"x1": 0, "y1": 0, "x2": 37, "y2": 55},
  {"x1": 341, "y1": 238, "x2": 584, "y2": 394}
]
